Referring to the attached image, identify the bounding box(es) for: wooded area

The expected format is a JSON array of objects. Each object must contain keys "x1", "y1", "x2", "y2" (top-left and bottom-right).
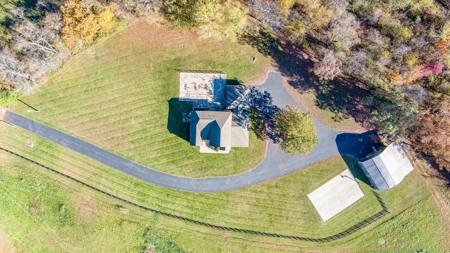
[{"x1": 0, "y1": 0, "x2": 449, "y2": 171}]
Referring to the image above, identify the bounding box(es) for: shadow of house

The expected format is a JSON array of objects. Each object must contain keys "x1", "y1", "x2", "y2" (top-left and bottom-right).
[
  {"x1": 335, "y1": 130, "x2": 382, "y2": 160},
  {"x1": 341, "y1": 155, "x2": 373, "y2": 186},
  {"x1": 167, "y1": 98, "x2": 193, "y2": 142}
]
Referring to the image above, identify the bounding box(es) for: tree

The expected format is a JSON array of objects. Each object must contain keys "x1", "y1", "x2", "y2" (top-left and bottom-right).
[
  {"x1": 413, "y1": 97, "x2": 450, "y2": 171},
  {"x1": 0, "y1": 47, "x2": 35, "y2": 93},
  {"x1": 277, "y1": 0, "x2": 295, "y2": 9},
  {"x1": 195, "y1": 0, "x2": 248, "y2": 41},
  {"x1": 0, "y1": 88, "x2": 18, "y2": 107},
  {"x1": 365, "y1": 91, "x2": 420, "y2": 141},
  {"x1": 12, "y1": 11, "x2": 67, "y2": 84},
  {"x1": 247, "y1": 0, "x2": 286, "y2": 34},
  {"x1": 327, "y1": 0, "x2": 360, "y2": 51},
  {"x1": 60, "y1": 0, "x2": 117, "y2": 49},
  {"x1": 313, "y1": 49, "x2": 342, "y2": 81},
  {"x1": 126, "y1": 0, "x2": 162, "y2": 18},
  {"x1": 162, "y1": 0, "x2": 199, "y2": 28},
  {"x1": 273, "y1": 105, "x2": 318, "y2": 155}
]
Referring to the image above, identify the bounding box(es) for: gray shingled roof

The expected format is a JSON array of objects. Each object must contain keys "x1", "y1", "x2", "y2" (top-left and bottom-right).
[
  {"x1": 190, "y1": 110, "x2": 232, "y2": 150},
  {"x1": 231, "y1": 112, "x2": 249, "y2": 147},
  {"x1": 358, "y1": 143, "x2": 414, "y2": 192}
]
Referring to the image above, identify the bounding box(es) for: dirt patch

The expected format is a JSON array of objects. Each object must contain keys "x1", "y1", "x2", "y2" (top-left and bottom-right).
[
  {"x1": 0, "y1": 228, "x2": 15, "y2": 253},
  {"x1": 246, "y1": 65, "x2": 278, "y2": 86},
  {"x1": 117, "y1": 205, "x2": 129, "y2": 214},
  {"x1": 28, "y1": 196, "x2": 41, "y2": 217},
  {"x1": 114, "y1": 19, "x2": 196, "y2": 50},
  {"x1": 76, "y1": 195, "x2": 96, "y2": 223}
]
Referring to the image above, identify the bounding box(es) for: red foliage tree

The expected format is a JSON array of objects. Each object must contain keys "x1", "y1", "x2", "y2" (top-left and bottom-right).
[{"x1": 420, "y1": 62, "x2": 444, "y2": 78}]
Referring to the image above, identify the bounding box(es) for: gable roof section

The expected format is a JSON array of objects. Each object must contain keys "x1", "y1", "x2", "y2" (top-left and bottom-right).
[
  {"x1": 359, "y1": 143, "x2": 414, "y2": 192},
  {"x1": 190, "y1": 110, "x2": 232, "y2": 149},
  {"x1": 231, "y1": 112, "x2": 249, "y2": 147}
]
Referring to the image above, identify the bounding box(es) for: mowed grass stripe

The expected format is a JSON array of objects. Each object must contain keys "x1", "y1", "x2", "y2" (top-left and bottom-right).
[{"x1": 0, "y1": 124, "x2": 429, "y2": 238}]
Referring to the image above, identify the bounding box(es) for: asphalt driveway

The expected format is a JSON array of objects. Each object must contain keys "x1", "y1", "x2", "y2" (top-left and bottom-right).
[{"x1": 2, "y1": 72, "x2": 379, "y2": 192}]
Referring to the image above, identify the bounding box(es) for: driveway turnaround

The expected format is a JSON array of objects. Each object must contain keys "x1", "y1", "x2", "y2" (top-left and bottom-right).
[{"x1": 3, "y1": 72, "x2": 379, "y2": 192}]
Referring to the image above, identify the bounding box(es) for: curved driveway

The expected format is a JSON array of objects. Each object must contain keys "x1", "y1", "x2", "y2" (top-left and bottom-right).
[{"x1": 3, "y1": 72, "x2": 378, "y2": 192}]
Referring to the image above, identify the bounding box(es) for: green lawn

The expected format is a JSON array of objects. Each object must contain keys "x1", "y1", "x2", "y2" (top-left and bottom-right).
[
  {"x1": 1, "y1": 19, "x2": 445, "y2": 252},
  {"x1": 0, "y1": 162, "x2": 149, "y2": 252},
  {"x1": 12, "y1": 20, "x2": 270, "y2": 178},
  {"x1": 0, "y1": 123, "x2": 436, "y2": 251},
  {"x1": 336, "y1": 197, "x2": 448, "y2": 252}
]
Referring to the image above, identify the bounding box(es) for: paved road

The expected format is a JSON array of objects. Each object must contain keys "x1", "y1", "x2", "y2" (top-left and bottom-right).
[{"x1": 3, "y1": 72, "x2": 379, "y2": 192}]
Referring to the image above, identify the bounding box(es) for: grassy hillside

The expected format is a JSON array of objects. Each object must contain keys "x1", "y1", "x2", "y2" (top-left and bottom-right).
[
  {"x1": 0, "y1": 123, "x2": 441, "y2": 251},
  {"x1": 0, "y1": 160, "x2": 172, "y2": 252},
  {"x1": 12, "y1": 20, "x2": 270, "y2": 178}
]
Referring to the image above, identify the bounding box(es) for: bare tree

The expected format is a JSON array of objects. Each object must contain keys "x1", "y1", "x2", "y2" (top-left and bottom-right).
[
  {"x1": 0, "y1": 47, "x2": 35, "y2": 94},
  {"x1": 12, "y1": 12, "x2": 67, "y2": 82},
  {"x1": 312, "y1": 49, "x2": 342, "y2": 80},
  {"x1": 344, "y1": 50, "x2": 368, "y2": 75},
  {"x1": 247, "y1": 0, "x2": 287, "y2": 34},
  {"x1": 326, "y1": 0, "x2": 360, "y2": 51},
  {"x1": 125, "y1": 0, "x2": 161, "y2": 18}
]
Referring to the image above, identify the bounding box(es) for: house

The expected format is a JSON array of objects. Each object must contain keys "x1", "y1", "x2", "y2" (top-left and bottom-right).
[
  {"x1": 358, "y1": 142, "x2": 414, "y2": 192},
  {"x1": 179, "y1": 72, "x2": 250, "y2": 153}
]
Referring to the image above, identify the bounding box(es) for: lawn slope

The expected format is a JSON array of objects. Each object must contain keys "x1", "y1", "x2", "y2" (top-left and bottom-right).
[
  {"x1": 13, "y1": 20, "x2": 270, "y2": 178},
  {"x1": 0, "y1": 124, "x2": 434, "y2": 250}
]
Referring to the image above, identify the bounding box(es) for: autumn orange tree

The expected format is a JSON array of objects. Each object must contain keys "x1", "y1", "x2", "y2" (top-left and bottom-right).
[
  {"x1": 413, "y1": 97, "x2": 450, "y2": 171},
  {"x1": 60, "y1": 0, "x2": 117, "y2": 49}
]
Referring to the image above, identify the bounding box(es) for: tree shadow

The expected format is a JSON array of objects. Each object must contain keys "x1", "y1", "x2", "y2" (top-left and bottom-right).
[
  {"x1": 248, "y1": 87, "x2": 281, "y2": 142},
  {"x1": 335, "y1": 130, "x2": 383, "y2": 160},
  {"x1": 240, "y1": 27, "x2": 372, "y2": 128},
  {"x1": 167, "y1": 98, "x2": 192, "y2": 142},
  {"x1": 249, "y1": 110, "x2": 266, "y2": 140},
  {"x1": 314, "y1": 76, "x2": 373, "y2": 127}
]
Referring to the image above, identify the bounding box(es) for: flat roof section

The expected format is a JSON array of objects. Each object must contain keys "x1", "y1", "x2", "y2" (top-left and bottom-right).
[
  {"x1": 308, "y1": 169, "x2": 365, "y2": 222},
  {"x1": 179, "y1": 72, "x2": 226, "y2": 104}
]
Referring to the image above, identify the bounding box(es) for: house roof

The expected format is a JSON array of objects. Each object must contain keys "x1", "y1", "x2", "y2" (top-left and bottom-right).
[
  {"x1": 308, "y1": 169, "x2": 365, "y2": 222},
  {"x1": 179, "y1": 72, "x2": 226, "y2": 109},
  {"x1": 226, "y1": 85, "x2": 251, "y2": 111},
  {"x1": 190, "y1": 110, "x2": 232, "y2": 150},
  {"x1": 359, "y1": 143, "x2": 414, "y2": 192},
  {"x1": 231, "y1": 112, "x2": 249, "y2": 147}
]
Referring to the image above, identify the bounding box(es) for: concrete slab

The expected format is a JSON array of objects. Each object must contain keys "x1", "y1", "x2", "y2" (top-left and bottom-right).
[
  {"x1": 0, "y1": 108, "x2": 7, "y2": 120},
  {"x1": 308, "y1": 169, "x2": 364, "y2": 222}
]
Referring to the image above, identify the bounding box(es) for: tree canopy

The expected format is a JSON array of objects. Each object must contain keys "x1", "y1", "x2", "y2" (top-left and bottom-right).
[
  {"x1": 413, "y1": 97, "x2": 450, "y2": 171},
  {"x1": 163, "y1": 0, "x2": 248, "y2": 41},
  {"x1": 365, "y1": 91, "x2": 420, "y2": 141},
  {"x1": 195, "y1": 0, "x2": 247, "y2": 41},
  {"x1": 273, "y1": 105, "x2": 318, "y2": 155},
  {"x1": 0, "y1": 88, "x2": 18, "y2": 107}
]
